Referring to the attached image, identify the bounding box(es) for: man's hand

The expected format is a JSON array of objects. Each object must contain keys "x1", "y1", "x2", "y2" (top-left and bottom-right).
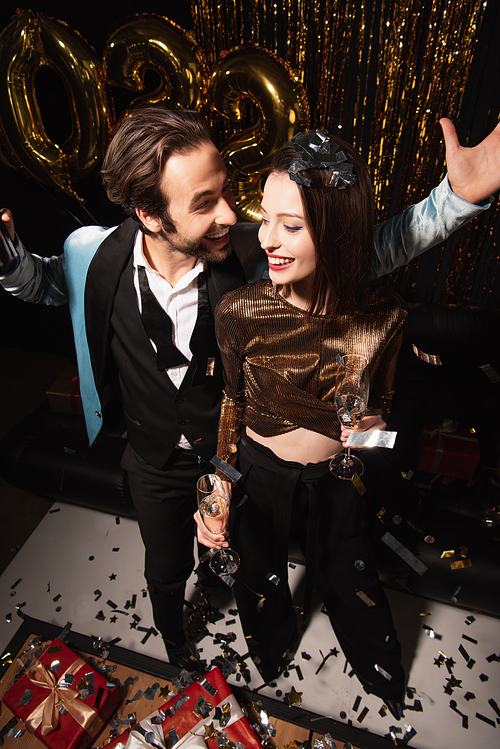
[
  {"x1": 1, "y1": 209, "x2": 15, "y2": 240},
  {"x1": 0, "y1": 208, "x2": 18, "y2": 274},
  {"x1": 441, "y1": 117, "x2": 500, "y2": 204}
]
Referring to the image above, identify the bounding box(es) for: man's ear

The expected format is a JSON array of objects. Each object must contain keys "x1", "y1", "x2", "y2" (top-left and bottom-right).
[{"x1": 135, "y1": 207, "x2": 162, "y2": 234}]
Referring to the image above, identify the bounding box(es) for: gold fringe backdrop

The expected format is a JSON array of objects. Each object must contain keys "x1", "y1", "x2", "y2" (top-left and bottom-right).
[{"x1": 191, "y1": 0, "x2": 499, "y2": 306}]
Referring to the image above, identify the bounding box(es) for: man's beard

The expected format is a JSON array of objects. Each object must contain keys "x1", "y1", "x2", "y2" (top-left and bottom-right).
[{"x1": 159, "y1": 226, "x2": 233, "y2": 263}]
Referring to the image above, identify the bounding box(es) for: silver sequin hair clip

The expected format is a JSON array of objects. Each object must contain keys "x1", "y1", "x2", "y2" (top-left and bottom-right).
[{"x1": 288, "y1": 129, "x2": 357, "y2": 189}]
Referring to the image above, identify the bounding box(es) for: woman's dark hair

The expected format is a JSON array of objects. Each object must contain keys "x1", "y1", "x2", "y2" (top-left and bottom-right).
[
  {"x1": 101, "y1": 107, "x2": 212, "y2": 234},
  {"x1": 268, "y1": 134, "x2": 374, "y2": 315}
]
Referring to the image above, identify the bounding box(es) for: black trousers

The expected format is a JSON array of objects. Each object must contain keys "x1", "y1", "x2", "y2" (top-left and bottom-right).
[
  {"x1": 232, "y1": 433, "x2": 405, "y2": 700},
  {"x1": 121, "y1": 443, "x2": 211, "y2": 651}
]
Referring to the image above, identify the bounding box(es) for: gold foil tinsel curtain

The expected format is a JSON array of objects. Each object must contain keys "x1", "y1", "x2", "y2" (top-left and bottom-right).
[{"x1": 191, "y1": 0, "x2": 499, "y2": 307}]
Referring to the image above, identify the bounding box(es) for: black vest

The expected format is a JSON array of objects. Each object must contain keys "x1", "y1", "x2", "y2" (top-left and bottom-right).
[{"x1": 110, "y1": 254, "x2": 224, "y2": 468}]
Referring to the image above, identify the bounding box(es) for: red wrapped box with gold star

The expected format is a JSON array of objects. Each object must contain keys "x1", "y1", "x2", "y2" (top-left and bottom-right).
[
  {"x1": 2, "y1": 638, "x2": 120, "y2": 749},
  {"x1": 102, "y1": 667, "x2": 262, "y2": 749}
]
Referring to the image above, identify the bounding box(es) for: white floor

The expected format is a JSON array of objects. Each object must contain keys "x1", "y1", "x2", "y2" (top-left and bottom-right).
[{"x1": 1, "y1": 503, "x2": 499, "y2": 748}]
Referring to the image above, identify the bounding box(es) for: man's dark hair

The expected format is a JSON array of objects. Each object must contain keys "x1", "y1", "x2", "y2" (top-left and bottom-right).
[
  {"x1": 101, "y1": 107, "x2": 212, "y2": 234},
  {"x1": 269, "y1": 135, "x2": 374, "y2": 315}
]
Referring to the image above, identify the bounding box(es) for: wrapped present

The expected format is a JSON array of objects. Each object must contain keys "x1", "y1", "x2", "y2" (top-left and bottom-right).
[
  {"x1": 416, "y1": 420, "x2": 480, "y2": 481},
  {"x1": 46, "y1": 365, "x2": 83, "y2": 415},
  {"x1": 100, "y1": 733, "x2": 131, "y2": 748},
  {"x1": 105, "y1": 668, "x2": 262, "y2": 749},
  {"x1": 2, "y1": 638, "x2": 120, "y2": 749}
]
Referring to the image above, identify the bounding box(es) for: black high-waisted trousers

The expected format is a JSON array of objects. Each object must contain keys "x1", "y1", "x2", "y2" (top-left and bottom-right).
[{"x1": 231, "y1": 432, "x2": 405, "y2": 700}]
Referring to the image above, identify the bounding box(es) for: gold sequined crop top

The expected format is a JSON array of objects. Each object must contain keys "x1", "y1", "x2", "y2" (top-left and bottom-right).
[{"x1": 215, "y1": 280, "x2": 407, "y2": 472}]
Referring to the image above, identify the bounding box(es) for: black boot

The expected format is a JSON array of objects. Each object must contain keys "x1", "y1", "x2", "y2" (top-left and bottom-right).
[
  {"x1": 167, "y1": 639, "x2": 205, "y2": 673},
  {"x1": 357, "y1": 674, "x2": 405, "y2": 720},
  {"x1": 252, "y1": 629, "x2": 300, "y2": 683},
  {"x1": 385, "y1": 698, "x2": 404, "y2": 721}
]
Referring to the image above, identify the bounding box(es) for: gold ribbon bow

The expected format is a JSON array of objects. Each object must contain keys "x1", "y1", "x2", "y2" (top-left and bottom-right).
[{"x1": 25, "y1": 657, "x2": 104, "y2": 737}]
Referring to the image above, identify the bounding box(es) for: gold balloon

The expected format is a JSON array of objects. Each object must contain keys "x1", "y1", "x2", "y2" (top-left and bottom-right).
[
  {"x1": 103, "y1": 14, "x2": 207, "y2": 115},
  {"x1": 208, "y1": 47, "x2": 310, "y2": 221},
  {"x1": 0, "y1": 10, "x2": 112, "y2": 197}
]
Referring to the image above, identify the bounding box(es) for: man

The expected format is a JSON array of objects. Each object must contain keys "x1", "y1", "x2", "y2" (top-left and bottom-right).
[{"x1": 1, "y1": 107, "x2": 498, "y2": 669}]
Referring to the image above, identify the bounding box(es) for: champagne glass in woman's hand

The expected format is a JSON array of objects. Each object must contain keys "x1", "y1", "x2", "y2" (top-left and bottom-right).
[
  {"x1": 329, "y1": 354, "x2": 369, "y2": 480},
  {"x1": 197, "y1": 474, "x2": 240, "y2": 576}
]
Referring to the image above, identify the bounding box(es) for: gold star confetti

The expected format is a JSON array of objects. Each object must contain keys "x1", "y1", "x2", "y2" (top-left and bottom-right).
[
  {"x1": 285, "y1": 687, "x2": 303, "y2": 708},
  {"x1": 159, "y1": 685, "x2": 171, "y2": 700},
  {"x1": 203, "y1": 722, "x2": 217, "y2": 740},
  {"x1": 446, "y1": 675, "x2": 463, "y2": 689}
]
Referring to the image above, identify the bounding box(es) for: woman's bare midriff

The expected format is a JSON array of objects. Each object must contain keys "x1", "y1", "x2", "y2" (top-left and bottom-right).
[{"x1": 246, "y1": 427, "x2": 343, "y2": 465}]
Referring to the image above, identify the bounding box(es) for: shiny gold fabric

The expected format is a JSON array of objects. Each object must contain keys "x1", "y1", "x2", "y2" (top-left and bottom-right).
[{"x1": 215, "y1": 280, "x2": 407, "y2": 469}]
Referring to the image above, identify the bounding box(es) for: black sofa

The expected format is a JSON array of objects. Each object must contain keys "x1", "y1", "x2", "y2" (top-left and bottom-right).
[{"x1": 1, "y1": 304, "x2": 499, "y2": 617}]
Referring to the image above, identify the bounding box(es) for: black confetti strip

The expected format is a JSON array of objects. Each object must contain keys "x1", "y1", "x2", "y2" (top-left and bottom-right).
[
  {"x1": 488, "y1": 699, "x2": 500, "y2": 718},
  {"x1": 476, "y1": 712, "x2": 496, "y2": 727},
  {"x1": 357, "y1": 707, "x2": 369, "y2": 723},
  {"x1": 94, "y1": 686, "x2": 104, "y2": 710},
  {"x1": 459, "y1": 645, "x2": 470, "y2": 662}
]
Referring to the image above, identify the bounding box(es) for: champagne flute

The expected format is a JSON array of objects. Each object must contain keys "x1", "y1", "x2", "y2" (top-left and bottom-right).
[
  {"x1": 197, "y1": 474, "x2": 240, "y2": 576},
  {"x1": 329, "y1": 354, "x2": 369, "y2": 480}
]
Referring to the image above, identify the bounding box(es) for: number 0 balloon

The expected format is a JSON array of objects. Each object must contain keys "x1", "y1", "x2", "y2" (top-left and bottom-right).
[{"x1": 0, "y1": 10, "x2": 111, "y2": 198}]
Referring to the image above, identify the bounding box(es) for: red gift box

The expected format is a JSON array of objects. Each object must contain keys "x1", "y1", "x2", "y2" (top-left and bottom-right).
[
  {"x1": 103, "y1": 668, "x2": 262, "y2": 749},
  {"x1": 46, "y1": 365, "x2": 83, "y2": 415},
  {"x1": 417, "y1": 420, "x2": 480, "y2": 481},
  {"x1": 2, "y1": 638, "x2": 120, "y2": 749}
]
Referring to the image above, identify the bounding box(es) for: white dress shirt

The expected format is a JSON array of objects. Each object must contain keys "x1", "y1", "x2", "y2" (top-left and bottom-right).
[{"x1": 132, "y1": 231, "x2": 206, "y2": 450}]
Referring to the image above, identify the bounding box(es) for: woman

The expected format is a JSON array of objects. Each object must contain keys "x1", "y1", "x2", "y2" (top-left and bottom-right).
[{"x1": 196, "y1": 130, "x2": 407, "y2": 719}]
